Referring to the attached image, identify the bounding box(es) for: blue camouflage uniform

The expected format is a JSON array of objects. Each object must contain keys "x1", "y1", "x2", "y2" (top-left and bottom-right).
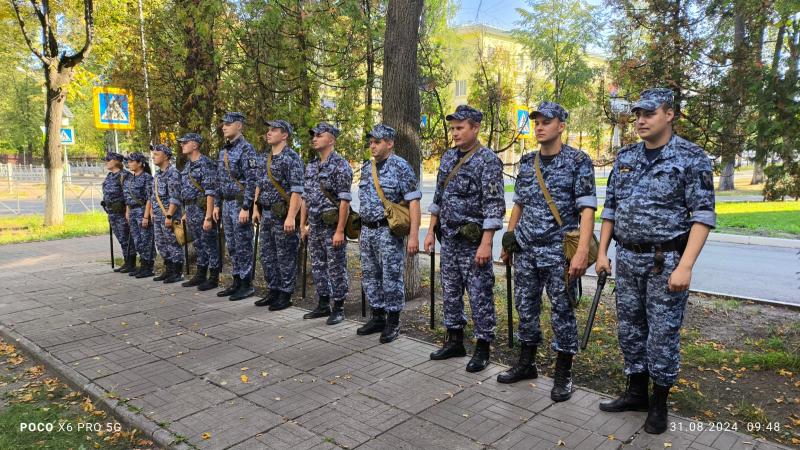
[
  {"x1": 102, "y1": 153, "x2": 134, "y2": 259},
  {"x1": 257, "y1": 120, "x2": 305, "y2": 294},
  {"x1": 304, "y1": 123, "x2": 353, "y2": 302},
  {"x1": 430, "y1": 106, "x2": 505, "y2": 342},
  {"x1": 150, "y1": 147, "x2": 184, "y2": 265},
  {"x1": 179, "y1": 135, "x2": 220, "y2": 271},
  {"x1": 123, "y1": 153, "x2": 155, "y2": 262},
  {"x1": 215, "y1": 114, "x2": 258, "y2": 279},
  {"x1": 602, "y1": 89, "x2": 716, "y2": 387},
  {"x1": 359, "y1": 125, "x2": 422, "y2": 312},
  {"x1": 511, "y1": 102, "x2": 597, "y2": 355}
]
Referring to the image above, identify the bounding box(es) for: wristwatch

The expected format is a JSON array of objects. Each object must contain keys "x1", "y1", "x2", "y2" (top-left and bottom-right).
[{"x1": 241, "y1": 204, "x2": 250, "y2": 211}]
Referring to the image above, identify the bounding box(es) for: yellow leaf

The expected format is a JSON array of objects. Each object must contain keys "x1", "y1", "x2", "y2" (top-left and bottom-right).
[
  {"x1": 557, "y1": 440, "x2": 566, "y2": 447},
  {"x1": 274, "y1": 397, "x2": 281, "y2": 401},
  {"x1": 240, "y1": 367, "x2": 249, "y2": 371},
  {"x1": 260, "y1": 372, "x2": 269, "y2": 377},
  {"x1": 664, "y1": 443, "x2": 672, "y2": 448},
  {"x1": 201, "y1": 432, "x2": 211, "y2": 440},
  {"x1": 240, "y1": 375, "x2": 248, "y2": 383},
  {"x1": 608, "y1": 434, "x2": 615, "y2": 440}
]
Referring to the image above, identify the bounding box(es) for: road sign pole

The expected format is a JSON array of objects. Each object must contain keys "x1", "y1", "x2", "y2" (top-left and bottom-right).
[{"x1": 114, "y1": 130, "x2": 119, "y2": 153}]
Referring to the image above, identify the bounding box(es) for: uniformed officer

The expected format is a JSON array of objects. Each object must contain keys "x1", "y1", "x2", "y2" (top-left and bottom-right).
[
  {"x1": 300, "y1": 122, "x2": 353, "y2": 325},
  {"x1": 252, "y1": 120, "x2": 304, "y2": 311},
  {"x1": 178, "y1": 133, "x2": 221, "y2": 291},
  {"x1": 150, "y1": 144, "x2": 185, "y2": 284},
  {"x1": 123, "y1": 152, "x2": 156, "y2": 278},
  {"x1": 596, "y1": 88, "x2": 716, "y2": 434},
  {"x1": 212, "y1": 112, "x2": 259, "y2": 301},
  {"x1": 357, "y1": 124, "x2": 422, "y2": 343},
  {"x1": 101, "y1": 152, "x2": 135, "y2": 273},
  {"x1": 423, "y1": 105, "x2": 505, "y2": 373},
  {"x1": 498, "y1": 102, "x2": 597, "y2": 402}
]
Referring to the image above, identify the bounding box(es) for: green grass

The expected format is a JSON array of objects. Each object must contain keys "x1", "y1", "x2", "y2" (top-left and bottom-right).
[
  {"x1": 505, "y1": 184, "x2": 515, "y2": 193},
  {"x1": 0, "y1": 211, "x2": 109, "y2": 245},
  {"x1": 682, "y1": 343, "x2": 800, "y2": 372},
  {"x1": 595, "y1": 177, "x2": 608, "y2": 187}
]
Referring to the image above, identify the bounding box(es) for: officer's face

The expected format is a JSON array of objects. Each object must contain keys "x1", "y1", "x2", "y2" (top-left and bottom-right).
[
  {"x1": 368, "y1": 138, "x2": 394, "y2": 160},
  {"x1": 266, "y1": 127, "x2": 288, "y2": 146},
  {"x1": 449, "y1": 119, "x2": 480, "y2": 147},
  {"x1": 533, "y1": 116, "x2": 565, "y2": 144},
  {"x1": 152, "y1": 151, "x2": 167, "y2": 165},
  {"x1": 180, "y1": 141, "x2": 198, "y2": 155},
  {"x1": 311, "y1": 132, "x2": 335, "y2": 151},
  {"x1": 634, "y1": 107, "x2": 674, "y2": 140},
  {"x1": 127, "y1": 159, "x2": 140, "y2": 172},
  {"x1": 104, "y1": 159, "x2": 116, "y2": 171},
  {"x1": 222, "y1": 121, "x2": 242, "y2": 140}
]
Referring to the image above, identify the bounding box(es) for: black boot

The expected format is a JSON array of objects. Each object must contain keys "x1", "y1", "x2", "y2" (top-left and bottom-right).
[
  {"x1": 153, "y1": 260, "x2": 173, "y2": 281},
  {"x1": 164, "y1": 262, "x2": 184, "y2": 284},
  {"x1": 198, "y1": 268, "x2": 220, "y2": 291},
  {"x1": 303, "y1": 296, "x2": 330, "y2": 319},
  {"x1": 466, "y1": 339, "x2": 491, "y2": 373},
  {"x1": 357, "y1": 308, "x2": 386, "y2": 336},
  {"x1": 269, "y1": 291, "x2": 293, "y2": 311},
  {"x1": 644, "y1": 383, "x2": 671, "y2": 434},
  {"x1": 129, "y1": 257, "x2": 142, "y2": 277},
  {"x1": 182, "y1": 265, "x2": 207, "y2": 287},
  {"x1": 118, "y1": 255, "x2": 136, "y2": 274},
  {"x1": 229, "y1": 275, "x2": 255, "y2": 301},
  {"x1": 255, "y1": 289, "x2": 279, "y2": 307},
  {"x1": 135, "y1": 260, "x2": 154, "y2": 278},
  {"x1": 497, "y1": 343, "x2": 538, "y2": 384},
  {"x1": 379, "y1": 311, "x2": 401, "y2": 344},
  {"x1": 551, "y1": 352, "x2": 575, "y2": 402},
  {"x1": 126, "y1": 256, "x2": 139, "y2": 276},
  {"x1": 599, "y1": 372, "x2": 649, "y2": 412},
  {"x1": 217, "y1": 275, "x2": 240, "y2": 297},
  {"x1": 326, "y1": 300, "x2": 345, "y2": 325},
  {"x1": 430, "y1": 328, "x2": 467, "y2": 360}
]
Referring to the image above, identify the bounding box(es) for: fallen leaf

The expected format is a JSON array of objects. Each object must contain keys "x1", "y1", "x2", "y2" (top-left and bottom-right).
[
  {"x1": 557, "y1": 440, "x2": 566, "y2": 447},
  {"x1": 240, "y1": 367, "x2": 249, "y2": 371},
  {"x1": 260, "y1": 371, "x2": 269, "y2": 377},
  {"x1": 664, "y1": 443, "x2": 672, "y2": 448},
  {"x1": 240, "y1": 374, "x2": 249, "y2": 383},
  {"x1": 201, "y1": 432, "x2": 211, "y2": 440}
]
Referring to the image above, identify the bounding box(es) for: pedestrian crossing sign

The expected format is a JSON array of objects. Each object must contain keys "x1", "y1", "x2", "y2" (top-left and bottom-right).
[
  {"x1": 516, "y1": 106, "x2": 530, "y2": 139},
  {"x1": 60, "y1": 128, "x2": 75, "y2": 145},
  {"x1": 93, "y1": 87, "x2": 135, "y2": 130}
]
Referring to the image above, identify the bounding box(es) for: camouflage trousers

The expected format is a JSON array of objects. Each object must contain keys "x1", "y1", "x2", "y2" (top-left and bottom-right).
[
  {"x1": 152, "y1": 207, "x2": 183, "y2": 264},
  {"x1": 308, "y1": 222, "x2": 348, "y2": 301},
  {"x1": 185, "y1": 203, "x2": 220, "y2": 270},
  {"x1": 221, "y1": 199, "x2": 254, "y2": 279},
  {"x1": 108, "y1": 212, "x2": 134, "y2": 258},
  {"x1": 513, "y1": 250, "x2": 578, "y2": 354},
  {"x1": 259, "y1": 213, "x2": 299, "y2": 294},
  {"x1": 440, "y1": 235, "x2": 496, "y2": 342},
  {"x1": 615, "y1": 247, "x2": 688, "y2": 386},
  {"x1": 128, "y1": 206, "x2": 154, "y2": 261},
  {"x1": 359, "y1": 225, "x2": 405, "y2": 312}
]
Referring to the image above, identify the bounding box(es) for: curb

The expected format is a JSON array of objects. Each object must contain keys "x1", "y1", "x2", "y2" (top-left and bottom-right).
[{"x1": 0, "y1": 325, "x2": 190, "y2": 450}]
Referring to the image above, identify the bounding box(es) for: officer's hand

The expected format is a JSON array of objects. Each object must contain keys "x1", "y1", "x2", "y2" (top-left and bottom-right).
[
  {"x1": 596, "y1": 253, "x2": 612, "y2": 277},
  {"x1": 182, "y1": 213, "x2": 187, "y2": 222},
  {"x1": 252, "y1": 209, "x2": 261, "y2": 224},
  {"x1": 202, "y1": 217, "x2": 212, "y2": 232},
  {"x1": 238, "y1": 209, "x2": 249, "y2": 225},
  {"x1": 474, "y1": 242, "x2": 492, "y2": 267},
  {"x1": 668, "y1": 266, "x2": 692, "y2": 292},
  {"x1": 142, "y1": 216, "x2": 150, "y2": 228},
  {"x1": 165, "y1": 218, "x2": 172, "y2": 228},
  {"x1": 212, "y1": 206, "x2": 220, "y2": 222},
  {"x1": 125, "y1": 211, "x2": 130, "y2": 222},
  {"x1": 423, "y1": 232, "x2": 435, "y2": 254},
  {"x1": 300, "y1": 225, "x2": 310, "y2": 241},
  {"x1": 569, "y1": 249, "x2": 589, "y2": 281},
  {"x1": 332, "y1": 230, "x2": 345, "y2": 248},
  {"x1": 284, "y1": 217, "x2": 296, "y2": 234},
  {"x1": 500, "y1": 248, "x2": 512, "y2": 265},
  {"x1": 407, "y1": 236, "x2": 419, "y2": 256}
]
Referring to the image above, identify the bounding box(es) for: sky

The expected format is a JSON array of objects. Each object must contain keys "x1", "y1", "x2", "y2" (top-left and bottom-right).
[{"x1": 451, "y1": 0, "x2": 530, "y2": 30}]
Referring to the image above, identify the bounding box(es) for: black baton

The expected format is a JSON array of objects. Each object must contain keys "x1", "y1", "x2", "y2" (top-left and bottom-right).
[
  {"x1": 430, "y1": 249, "x2": 435, "y2": 329},
  {"x1": 581, "y1": 270, "x2": 608, "y2": 350},
  {"x1": 182, "y1": 220, "x2": 190, "y2": 275},
  {"x1": 506, "y1": 260, "x2": 513, "y2": 348},
  {"x1": 109, "y1": 221, "x2": 115, "y2": 269}
]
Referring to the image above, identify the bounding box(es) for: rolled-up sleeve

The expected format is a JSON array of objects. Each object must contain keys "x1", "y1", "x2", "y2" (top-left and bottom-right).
[
  {"x1": 429, "y1": 160, "x2": 445, "y2": 216},
  {"x1": 600, "y1": 166, "x2": 617, "y2": 221},
  {"x1": 335, "y1": 159, "x2": 353, "y2": 202},
  {"x1": 202, "y1": 160, "x2": 217, "y2": 197},
  {"x1": 574, "y1": 154, "x2": 597, "y2": 210},
  {"x1": 289, "y1": 154, "x2": 305, "y2": 194},
  {"x1": 400, "y1": 161, "x2": 422, "y2": 201},
  {"x1": 167, "y1": 170, "x2": 182, "y2": 206},
  {"x1": 685, "y1": 152, "x2": 716, "y2": 228},
  {"x1": 481, "y1": 153, "x2": 506, "y2": 230}
]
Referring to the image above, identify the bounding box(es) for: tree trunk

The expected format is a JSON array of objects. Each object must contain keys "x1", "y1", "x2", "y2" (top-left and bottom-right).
[
  {"x1": 751, "y1": 161, "x2": 765, "y2": 184},
  {"x1": 383, "y1": 0, "x2": 423, "y2": 301},
  {"x1": 718, "y1": 157, "x2": 736, "y2": 191},
  {"x1": 43, "y1": 70, "x2": 68, "y2": 226}
]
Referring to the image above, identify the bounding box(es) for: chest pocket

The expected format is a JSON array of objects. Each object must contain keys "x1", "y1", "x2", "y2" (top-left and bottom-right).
[
  {"x1": 613, "y1": 166, "x2": 639, "y2": 199},
  {"x1": 650, "y1": 163, "x2": 685, "y2": 201},
  {"x1": 448, "y1": 164, "x2": 477, "y2": 196},
  {"x1": 380, "y1": 179, "x2": 401, "y2": 202}
]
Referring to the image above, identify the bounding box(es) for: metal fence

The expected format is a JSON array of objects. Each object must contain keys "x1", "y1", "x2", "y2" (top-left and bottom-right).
[{"x1": 1, "y1": 163, "x2": 106, "y2": 215}]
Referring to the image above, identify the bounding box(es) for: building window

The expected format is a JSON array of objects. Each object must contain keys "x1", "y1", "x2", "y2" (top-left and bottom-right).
[{"x1": 455, "y1": 80, "x2": 467, "y2": 97}]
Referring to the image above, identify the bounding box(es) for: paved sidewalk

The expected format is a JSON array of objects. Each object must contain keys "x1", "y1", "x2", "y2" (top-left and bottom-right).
[{"x1": 0, "y1": 237, "x2": 790, "y2": 449}]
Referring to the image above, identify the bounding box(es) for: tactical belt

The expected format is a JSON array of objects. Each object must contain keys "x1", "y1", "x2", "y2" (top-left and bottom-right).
[
  {"x1": 107, "y1": 201, "x2": 126, "y2": 214},
  {"x1": 222, "y1": 194, "x2": 244, "y2": 203},
  {"x1": 362, "y1": 218, "x2": 389, "y2": 229},
  {"x1": 618, "y1": 233, "x2": 688, "y2": 254}
]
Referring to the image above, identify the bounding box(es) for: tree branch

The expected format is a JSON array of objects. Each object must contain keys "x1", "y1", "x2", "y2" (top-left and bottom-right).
[{"x1": 10, "y1": 1, "x2": 45, "y2": 62}]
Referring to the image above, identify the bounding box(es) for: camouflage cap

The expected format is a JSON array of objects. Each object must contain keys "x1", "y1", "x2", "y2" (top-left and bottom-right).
[
  {"x1": 150, "y1": 143, "x2": 173, "y2": 158},
  {"x1": 127, "y1": 152, "x2": 146, "y2": 163},
  {"x1": 265, "y1": 119, "x2": 294, "y2": 136},
  {"x1": 446, "y1": 104, "x2": 483, "y2": 123},
  {"x1": 309, "y1": 122, "x2": 340, "y2": 138},
  {"x1": 366, "y1": 124, "x2": 397, "y2": 141},
  {"x1": 531, "y1": 101, "x2": 569, "y2": 121},
  {"x1": 631, "y1": 88, "x2": 675, "y2": 112},
  {"x1": 221, "y1": 111, "x2": 246, "y2": 124},
  {"x1": 177, "y1": 133, "x2": 202, "y2": 144},
  {"x1": 104, "y1": 152, "x2": 124, "y2": 162}
]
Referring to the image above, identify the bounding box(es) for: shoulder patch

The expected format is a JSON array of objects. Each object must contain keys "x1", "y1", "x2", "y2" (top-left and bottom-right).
[
  {"x1": 248, "y1": 158, "x2": 256, "y2": 168},
  {"x1": 699, "y1": 170, "x2": 714, "y2": 191}
]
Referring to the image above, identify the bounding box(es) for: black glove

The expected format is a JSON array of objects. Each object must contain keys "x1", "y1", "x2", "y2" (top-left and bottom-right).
[{"x1": 502, "y1": 230, "x2": 520, "y2": 253}]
